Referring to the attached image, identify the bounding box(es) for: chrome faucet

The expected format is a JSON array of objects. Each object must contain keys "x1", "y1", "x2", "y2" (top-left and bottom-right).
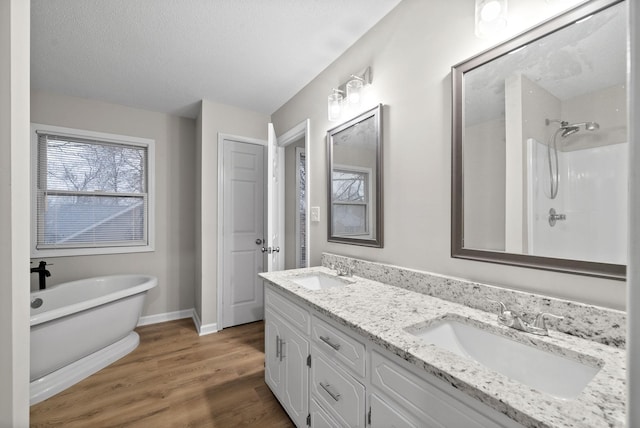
[
  {"x1": 488, "y1": 299, "x2": 563, "y2": 336},
  {"x1": 330, "y1": 261, "x2": 352, "y2": 277}
]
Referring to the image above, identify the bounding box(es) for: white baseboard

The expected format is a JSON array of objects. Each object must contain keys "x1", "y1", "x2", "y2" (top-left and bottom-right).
[
  {"x1": 192, "y1": 309, "x2": 219, "y2": 336},
  {"x1": 137, "y1": 309, "x2": 194, "y2": 326},
  {"x1": 137, "y1": 308, "x2": 219, "y2": 336}
]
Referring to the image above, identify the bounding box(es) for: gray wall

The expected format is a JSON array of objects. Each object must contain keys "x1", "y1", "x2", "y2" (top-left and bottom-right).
[
  {"x1": 271, "y1": 0, "x2": 626, "y2": 310},
  {"x1": 196, "y1": 99, "x2": 268, "y2": 328},
  {"x1": 30, "y1": 90, "x2": 197, "y2": 318}
]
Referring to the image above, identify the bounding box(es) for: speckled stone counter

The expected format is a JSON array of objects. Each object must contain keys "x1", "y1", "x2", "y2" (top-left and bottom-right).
[{"x1": 259, "y1": 266, "x2": 626, "y2": 428}]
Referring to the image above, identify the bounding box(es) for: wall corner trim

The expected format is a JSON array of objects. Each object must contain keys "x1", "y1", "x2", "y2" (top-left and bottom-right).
[{"x1": 191, "y1": 309, "x2": 219, "y2": 336}]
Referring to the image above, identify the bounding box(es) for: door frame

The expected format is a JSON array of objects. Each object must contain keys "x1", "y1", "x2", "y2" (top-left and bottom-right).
[
  {"x1": 217, "y1": 133, "x2": 267, "y2": 330},
  {"x1": 277, "y1": 119, "x2": 311, "y2": 268}
]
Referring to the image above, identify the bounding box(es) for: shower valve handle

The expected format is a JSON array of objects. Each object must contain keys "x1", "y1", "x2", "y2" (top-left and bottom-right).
[{"x1": 548, "y1": 208, "x2": 566, "y2": 227}]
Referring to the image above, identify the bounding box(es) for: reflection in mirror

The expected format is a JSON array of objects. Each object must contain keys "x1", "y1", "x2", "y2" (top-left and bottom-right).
[
  {"x1": 327, "y1": 104, "x2": 383, "y2": 247},
  {"x1": 452, "y1": 0, "x2": 626, "y2": 279}
]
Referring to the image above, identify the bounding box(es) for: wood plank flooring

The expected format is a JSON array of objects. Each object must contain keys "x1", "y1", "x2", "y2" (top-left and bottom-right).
[{"x1": 30, "y1": 319, "x2": 295, "y2": 428}]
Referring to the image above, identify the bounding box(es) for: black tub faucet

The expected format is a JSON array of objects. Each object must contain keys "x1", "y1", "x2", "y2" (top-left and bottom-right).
[{"x1": 30, "y1": 261, "x2": 51, "y2": 290}]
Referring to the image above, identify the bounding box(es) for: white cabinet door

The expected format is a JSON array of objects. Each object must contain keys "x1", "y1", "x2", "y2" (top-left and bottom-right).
[
  {"x1": 264, "y1": 308, "x2": 284, "y2": 397},
  {"x1": 369, "y1": 393, "x2": 421, "y2": 428},
  {"x1": 371, "y1": 350, "x2": 518, "y2": 428},
  {"x1": 281, "y1": 320, "x2": 309, "y2": 428},
  {"x1": 310, "y1": 398, "x2": 341, "y2": 428}
]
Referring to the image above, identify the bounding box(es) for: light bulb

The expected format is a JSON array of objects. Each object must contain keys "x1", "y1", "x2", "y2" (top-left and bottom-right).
[
  {"x1": 346, "y1": 78, "x2": 363, "y2": 107},
  {"x1": 480, "y1": 0, "x2": 501, "y2": 22},
  {"x1": 475, "y1": 0, "x2": 507, "y2": 38},
  {"x1": 328, "y1": 91, "x2": 343, "y2": 121}
]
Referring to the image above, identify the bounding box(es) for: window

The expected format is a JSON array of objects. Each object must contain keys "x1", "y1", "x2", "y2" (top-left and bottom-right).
[
  {"x1": 31, "y1": 124, "x2": 155, "y2": 257},
  {"x1": 331, "y1": 166, "x2": 372, "y2": 238}
]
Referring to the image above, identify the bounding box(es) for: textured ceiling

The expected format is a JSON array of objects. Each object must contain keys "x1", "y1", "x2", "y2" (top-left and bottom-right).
[
  {"x1": 31, "y1": 0, "x2": 402, "y2": 118},
  {"x1": 464, "y1": 1, "x2": 627, "y2": 126}
]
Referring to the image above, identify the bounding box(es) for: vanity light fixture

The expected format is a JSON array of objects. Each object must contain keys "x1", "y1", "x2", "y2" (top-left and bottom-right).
[
  {"x1": 475, "y1": 0, "x2": 507, "y2": 38},
  {"x1": 328, "y1": 89, "x2": 344, "y2": 122},
  {"x1": 346, "y1": 75, "x2": 364, "y2": 107},
  {"x1": 327, "y1": 66, "x2": 372, "y2": 121}
]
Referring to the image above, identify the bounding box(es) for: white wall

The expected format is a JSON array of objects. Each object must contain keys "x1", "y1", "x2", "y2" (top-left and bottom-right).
[
  {"x1": 628, "y1": 0, "x2": 639, "y2": 425},
  {"x1": 30, "y1": 91, "x2": 197, "y2": 318},
  {"x1": 563, "y1": 84, "x2": 627, "y2": 149},
  {"x1": 270, "y1": 0, "x2": 625, "y2": 309},
  {"x1": 463, "y1": 118, "x2": 505, "y2": 251},
  {"x1": 529, "y1": 140, "x2": 627, "y2": 263},
  {"x1": 196, "y1": 99, "x2": 268, "y2": 329},
  {"x1": 0, "y1": 0, "x2": 30, "y2": 424}
]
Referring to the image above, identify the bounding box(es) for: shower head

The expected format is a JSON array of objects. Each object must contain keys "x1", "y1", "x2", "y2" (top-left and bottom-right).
[
  {"x1": 545, "y1": 118, "x2": 600, "y2": 133},
  {"x1": 583, "y1": 121, "x2": 600, "y2": 131},
  {"x1": 561, "y1": 126, "x2": 578, "y2": 137},
  {"x1": 559, "y1": 121, "x2": 600, "y2": 138}
]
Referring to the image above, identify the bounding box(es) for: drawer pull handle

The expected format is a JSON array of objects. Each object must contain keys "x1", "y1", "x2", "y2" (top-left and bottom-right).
[
  {"x1": 319, "y1": 382, "x2": 341, "y2": 402},
  {"x1": 275, "y1": 335, "x2": 280, "y2": 359},
  {"x1": 319, "y1": 335, "x2": 341, "y2": 350},
  {"x1": 279, "y1": 338, "x2": 285, "y2": 362}
]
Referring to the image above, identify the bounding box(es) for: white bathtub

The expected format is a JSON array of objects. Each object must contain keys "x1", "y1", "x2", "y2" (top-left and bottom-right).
[{"x1": 30, "y1": 274, "x2": 157, "y2": 405}]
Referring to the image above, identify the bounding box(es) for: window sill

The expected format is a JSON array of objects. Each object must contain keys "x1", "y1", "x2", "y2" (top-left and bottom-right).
[{"x1": 31, "y1": 244, "x2": 154, "y2": 258}]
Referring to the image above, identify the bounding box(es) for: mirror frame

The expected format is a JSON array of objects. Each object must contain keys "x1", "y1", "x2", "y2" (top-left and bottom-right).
[
  {"x1": 451, "y1": 0, "x2": 626, "y2": 280},
  {"x1": 327, "y1": 104, "x2": 383, "y2": 247}
]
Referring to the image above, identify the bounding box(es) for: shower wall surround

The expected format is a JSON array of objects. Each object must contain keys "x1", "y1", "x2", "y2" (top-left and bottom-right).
[{"x1": 322, "y1": 253, "x2": 626, "y2": 348}]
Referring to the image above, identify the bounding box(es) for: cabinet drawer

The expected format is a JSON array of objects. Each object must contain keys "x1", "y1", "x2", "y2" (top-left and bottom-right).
[
  {"x1": 310, "y1": 398, "x2": 341, "y2": 428},
  {"x1": 371, "y1": 351, "x2": 516, "y2": 428},
  {"x1": 311, "y1": 348, "x2": 366, "y2": 428},
  {"x1": 312, "y1": 316, "x2": 366, "y2": 378},
  {"x1": 265, "y1": 287, "x2": 310, "y2": 334},
  {"x1": 369, "y1": 393, "x2": 419, "y2": 428}
]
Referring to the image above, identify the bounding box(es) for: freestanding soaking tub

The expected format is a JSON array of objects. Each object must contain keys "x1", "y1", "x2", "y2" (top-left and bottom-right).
[{"x1": 29, "y1": 274, "x2": 157, "y2": 405}]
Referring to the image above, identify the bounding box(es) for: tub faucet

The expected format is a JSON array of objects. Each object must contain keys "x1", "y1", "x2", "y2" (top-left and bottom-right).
[{"x1": 30, "y1": 261, "x2": 51, "y2": 290}]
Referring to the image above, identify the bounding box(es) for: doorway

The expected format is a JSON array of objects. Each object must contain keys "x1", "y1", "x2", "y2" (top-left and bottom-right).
[{"x1": 278, "y1": 120, "x2": 311, "y2": 269}]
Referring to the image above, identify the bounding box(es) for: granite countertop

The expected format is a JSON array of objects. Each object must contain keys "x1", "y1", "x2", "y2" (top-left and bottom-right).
[{"x1": 260, "y1": 266, "x2": 626, "y2": 428}]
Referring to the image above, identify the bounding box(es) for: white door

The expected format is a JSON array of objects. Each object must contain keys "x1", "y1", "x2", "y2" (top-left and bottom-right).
[
  {"x1": 222, "y1": 139, "x2": 266, "y2": 328},
  {"x1": 267, "y1": 123, "x2": 285, "y2": 272}
]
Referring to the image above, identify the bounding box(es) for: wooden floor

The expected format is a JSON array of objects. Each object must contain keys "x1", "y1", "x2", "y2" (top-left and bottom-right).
[{"x1": 30, "y1": 319, "x2": 295, "y2": 428}]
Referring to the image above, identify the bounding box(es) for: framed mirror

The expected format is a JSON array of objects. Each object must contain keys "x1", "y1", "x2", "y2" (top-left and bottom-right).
[
  {"x1": 327, "y1": 104, "x2": 383, "y2": 247},
  {"x1": 452, "y1": 0, "x2": 627, "y2": 279}
]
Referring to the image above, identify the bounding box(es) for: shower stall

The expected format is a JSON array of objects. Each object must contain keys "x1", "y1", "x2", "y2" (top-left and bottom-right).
[{"x1": 526, "y1": 119, "x2": 627, "y2": 264}]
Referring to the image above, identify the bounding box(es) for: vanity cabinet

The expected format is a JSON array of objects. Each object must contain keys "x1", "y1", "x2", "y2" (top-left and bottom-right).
[
  {"x1": 369, "y1": 350, "x2": 519, "y2": 428},
  {"x1": 265, "y1": 285, "x2": 521, "y2": 428},
  {"x1": 311, "y1": 346, "x2": 366, "y2": 427},
  {"x1": 264, "y1": 294, "x2": 310, "y2": 428},
  {"x1": 368, "y1": 393, "x2": 417, "y2": 427},
  {"x1": 309, "y1": 397, "x2": 341, "y2": 427}
]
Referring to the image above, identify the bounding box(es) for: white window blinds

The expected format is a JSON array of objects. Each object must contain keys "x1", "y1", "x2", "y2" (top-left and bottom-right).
[{"x1": 33, "y1": 127, "x2": 153, "y2": 254}]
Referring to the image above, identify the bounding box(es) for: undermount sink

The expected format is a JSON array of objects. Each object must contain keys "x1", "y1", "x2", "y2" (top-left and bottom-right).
[
  {"x1": 290, "y1": 273, "x2": 350, "y2": 291},
  {"x1": 405, "y1": 317, "x2": 601, "y2": 400}
]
